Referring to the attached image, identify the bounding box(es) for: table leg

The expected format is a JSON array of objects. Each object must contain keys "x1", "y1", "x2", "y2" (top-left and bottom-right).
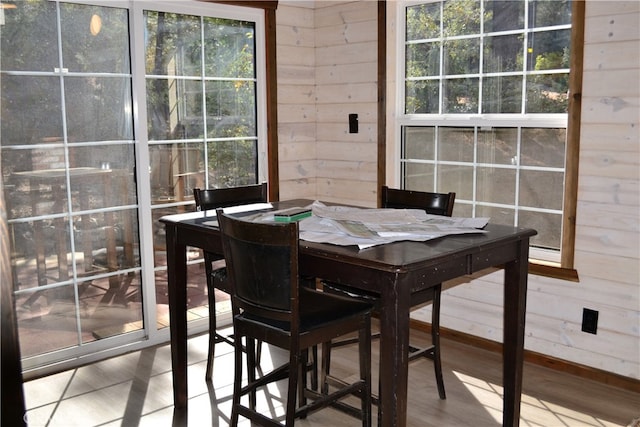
[
  {"x1": 377, "y1": 279, "x2": 411, "y2": 427},
  {"x1": 165, "y1": 223, "x2": 189, "y2": 409},
  {"x1": 503, "y1": 238, "x2": 530, "y2": 427}
]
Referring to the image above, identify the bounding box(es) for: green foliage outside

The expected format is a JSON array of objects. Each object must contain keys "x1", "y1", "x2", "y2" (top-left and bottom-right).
[{"x1": 405, "y1": 0, "x2": 571, "y2": 115}]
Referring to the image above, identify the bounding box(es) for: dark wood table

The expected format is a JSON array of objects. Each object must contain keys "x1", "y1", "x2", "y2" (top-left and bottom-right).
[{"x1": 160, "y1": 199, "x2": 536, "y2": 427}]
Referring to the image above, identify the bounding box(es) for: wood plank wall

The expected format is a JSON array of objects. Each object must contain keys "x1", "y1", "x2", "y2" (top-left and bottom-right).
[
  {"x1": 276, "y1": 1, "x2": 317, "y2": 200},
  {"x1": 275, "y1": 1, "x2": 639, "y2": 380},
  {"x1": 277, "y1": 1, "x2": 379, "y2": 206}
]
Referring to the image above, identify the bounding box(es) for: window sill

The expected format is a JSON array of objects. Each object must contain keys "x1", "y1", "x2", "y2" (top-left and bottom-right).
[{"x1": 529, "y1": 260, "x2": 579, "y2": 282}]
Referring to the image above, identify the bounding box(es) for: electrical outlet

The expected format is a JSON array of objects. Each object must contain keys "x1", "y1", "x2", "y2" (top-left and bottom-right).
[{"x1": 581, "y1": 308, "x2": 598, "y2": 334}]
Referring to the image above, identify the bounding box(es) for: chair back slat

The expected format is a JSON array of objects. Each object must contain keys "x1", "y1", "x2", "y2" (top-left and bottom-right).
[
  {"x1": 193, "y1": 182, "x2": 267, "y2": 211},
  {"x1": 381, "y1": 185, "x2": 455, "y2": 217},
  {"x1": 217, "y1": 210, "x2": 299, "y2": 324}
]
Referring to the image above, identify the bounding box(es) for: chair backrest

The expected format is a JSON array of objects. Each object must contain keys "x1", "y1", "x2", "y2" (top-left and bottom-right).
[
  {"x1": 193, "y1": 182, "x2": 267, "y2": 211},
  {"x1": 217, "y1": 210, "x2": 300, "y2": 326},
  {"x1": 381, "y1": 185, "x2": 456, "y2": 217}
]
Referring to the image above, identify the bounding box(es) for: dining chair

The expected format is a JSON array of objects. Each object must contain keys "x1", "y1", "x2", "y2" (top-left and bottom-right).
[
  {"x1": 323, "y1": 185, "x2": 455, "y2": 401},
  {"x1": 193, "y1": 182, "x2": 268, "y2": 380},
  {"x1": 217, "y1": 210, "x2": 373, "y2": 427}
]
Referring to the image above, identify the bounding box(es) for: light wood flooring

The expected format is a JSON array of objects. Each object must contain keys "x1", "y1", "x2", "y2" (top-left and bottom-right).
[{"x1": 23, "y1": 325, "x2": 639, "y2": 427}]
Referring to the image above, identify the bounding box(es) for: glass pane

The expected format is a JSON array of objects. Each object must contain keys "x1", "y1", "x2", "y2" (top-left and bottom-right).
[
  {"x1": 78, "y1": 272, "x2": 143, "y2": 339},
  {"x1": 146, "y1": 78, "x2": 203, "y2": 140},
  {"x1": 406, "y1": 42, "x2": 440, "y2": 77},
  {"x1": 67, "y1": 168, "x2": 132, "y2": 212},
  {"x1": 69, "y1": 145, "x2": 137, "y2": 206},
  {"x1": 528, "y1": 0, "x2": 572, "y2": 28},
  {"x1": 206, "y1": 140, "x2": 257, "y2": 188},
  {"x1": 205, "y1": 80, "x2": 257, "y2": 138},
  {"x1": 405, "y1": 80, "x2": 440, "y2": 114},
  {"x1": 150, "y1": 143, "x2": 205, "y2": 204},
  {"x1": 0, "y1": 0, "x2": 58, "y2": 72},
  {"x1": 60, "y1": 4, "x2": 130, "y2": 74},
  {"x1": 477, "y1": 128, "x2": 517, "y2": 165},
  {"x1": 444, "y1": 39, "x2": 480, "y2": 75},
  {"x1": 526, "y1": 73, "x2": 569, "y2": 113},
  {"x1": 451, "y1": 202, "x2": 472, "y2": 218},
  {"x1": 477, "y1": 167, "x2": 516, "y2": 205},
  {"x1": 476, "y1": 204, "x2": 515, "y2": 226},
  {"x1": 17, "y1": 287, "x2": 79, "y2": 358},
  {"x1": 484, "y1": 0, "x2": 525, "y2": 32},
  {"x1": 65, "y1": 77, "x2": 133, "y2": 142},
  {"x1": 444, "y1": 0, "x2": 480, "y2": 36},
  {"x1": 403, "y1": 126, "x2": 436, "y2": 160},
  {"x1": 9, "y1": 167, "x2": 72, "y2": 218},
  {"x1": 73, "y1": 210, "x2": 140, "y2": 276},
  {"x1": 519, "y1": 170, "x2": 564, "y2": 210},
  {"x1": 10, "y1": 217, "x2": 72, "y2": 287},
  {"x1": 443, "y1": 78, "x2": 478, "y2": 113},
  {"x1": 482, "y1": 76, "x2": 523, "y2": 113},
  {"x1": 521, "y1": 128, "x2": 566, "y2": 168},
  {"x1": 527, "y1": 29, "x2": 571, "y2": 72},
  {"x1": 1, "y1": 76, "x2": 63, "y2": 146},
  {"x1": 406, "y1": 2, "x2": 441, "y2": 41},
  {"x1": 3, "y1": 147, "x2": 65, "y2": 219},
  {"x1": 438, "y1": 127, "x2": 474, "y2": 162},
  {"x1": 144, "y1": 11, "x2": 202, "y2": 77},
  {"x1": 204, "y1": 18, "x2": 255, "y2": 78},
  {"x1": 437, "y1": 164, "x2": 474, "y2": 200},
  {"x1": 519, "y1": 210, "x2": 562, "y2": 250},
  {"x1": 483, "y1": 34, "x2": 523, "y2": 73},
  {"x1": 404, "y1": 162, "x2": 435, "y2": 190}
]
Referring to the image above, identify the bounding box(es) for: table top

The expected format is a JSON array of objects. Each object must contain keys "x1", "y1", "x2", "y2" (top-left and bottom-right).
[{"x1": 160, "y1": 198, "x2": 537, "y2": 274}]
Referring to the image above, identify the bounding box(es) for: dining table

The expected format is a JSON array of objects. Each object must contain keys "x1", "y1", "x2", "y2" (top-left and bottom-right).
[{"x1": 160, "y1": 199, "x2": 536, "y2": 427}]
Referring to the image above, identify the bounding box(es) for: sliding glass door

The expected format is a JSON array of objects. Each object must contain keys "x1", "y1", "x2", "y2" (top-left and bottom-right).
[
  {"x1": 1, "y1": 0, "x2": 266, "y2": 375},
  {"x1": 2, "y1": 1, "x2": 142, "y2": 368}
]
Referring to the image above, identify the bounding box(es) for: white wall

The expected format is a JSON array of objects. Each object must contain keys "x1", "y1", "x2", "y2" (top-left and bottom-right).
[{"x1": 276, "y1": 0, "x2": 640, "y2": 380}]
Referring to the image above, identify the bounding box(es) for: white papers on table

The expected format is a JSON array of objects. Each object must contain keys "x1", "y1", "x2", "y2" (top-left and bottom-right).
[{"x1": 299, "y1": 201, "x2": 489, "y2": 249}]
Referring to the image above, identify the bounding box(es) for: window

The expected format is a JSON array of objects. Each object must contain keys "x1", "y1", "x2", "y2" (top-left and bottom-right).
[{"x1": 396, "y1": 0, "x2": 580, "y2": 271}]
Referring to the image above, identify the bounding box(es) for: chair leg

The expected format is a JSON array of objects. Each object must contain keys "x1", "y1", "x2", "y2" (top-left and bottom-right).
[
  {"x1": 205, "y1": 280, "x2": 216, "y2": 381},
  {"x1": 285, "y1": 351, "x2": 300, "y2": 427},
  {"x1": 230, "y1": 329, "x2": 244, "y2": 426},
  {"x1": 321, "y1": 341, "x2": 332, "y2": 395},
  {"x1": 246, "y1": 338, "x2": 257, "y2": 410},
  {"x1": 299, "y1": 349, "x2": 308, "y2": 410},
  {"x1": 310, "y1": 345, "x2": 318, "y2": 391},
  {"x1": 432, "y1": 284, "x2": 446, "y2": 400}
]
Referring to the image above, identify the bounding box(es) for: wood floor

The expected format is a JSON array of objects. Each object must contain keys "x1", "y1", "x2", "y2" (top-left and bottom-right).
[{"x1": 23, "y1": 325, "x2": 639, "y2": 427}]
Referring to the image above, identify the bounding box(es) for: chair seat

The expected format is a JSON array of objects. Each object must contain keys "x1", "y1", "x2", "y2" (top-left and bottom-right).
[{"x1": 243, "y1": 287, "x2": 373, "y2": 333}]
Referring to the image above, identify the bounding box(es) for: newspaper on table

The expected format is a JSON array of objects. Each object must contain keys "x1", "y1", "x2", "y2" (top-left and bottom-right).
[{"x1": 262, "y1": 201, "x2": 489, "y2": 249}]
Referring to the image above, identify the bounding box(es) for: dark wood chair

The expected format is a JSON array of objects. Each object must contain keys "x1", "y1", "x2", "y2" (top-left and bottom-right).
[
  {"x1": 323, "y1": 185, "x2": 455, "y2": 401},
  {"x1": 217, "y1": 210, "x2": 373, "y2": 427},
  {"x1": 193, "y1": 182, "x2": 268, "y2": 380}
]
